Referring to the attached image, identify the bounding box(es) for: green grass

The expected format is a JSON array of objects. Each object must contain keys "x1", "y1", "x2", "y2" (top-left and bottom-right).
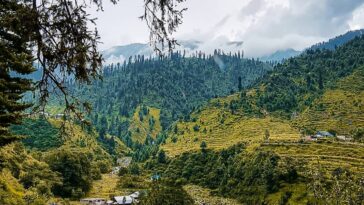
[
  {"x1": 294, "y1": 69, "x2": 364, "y2": 135},
  {"x1": 129, "y1": 106, "x2": 162, "y2": 143},
  {"x1": 162, "y1": 97, "x2": 300, "y2": 156}
]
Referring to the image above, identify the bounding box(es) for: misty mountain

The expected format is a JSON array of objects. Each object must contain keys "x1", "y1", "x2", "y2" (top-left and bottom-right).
[
  {"x1": 308, "y1": 29, "x2": 364, "y2": 51},
  {"x1": 260, "y1": 48, "x2": 302, "y2": 62}
]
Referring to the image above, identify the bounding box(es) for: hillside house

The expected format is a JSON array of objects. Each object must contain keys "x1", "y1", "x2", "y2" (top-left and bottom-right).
[
  {"x1": 129, "y1": 191, "x2": 140, "y2": 199},
  {"x1": 314, "y1": 131, "x2": 334, "y2": 138},
  {"x1": 113, "y1": 196, "x2": 133, "y2": 205},
  {"x1": 117, "y1": 157, "x2": 132, "y2": 168},
  {"x1": 336, "y1": 135, "x2": 352, "y2": 141},
  {"x1": 80, "y1": 198, "x2": 106, "y2": 205},
  {"x1": 150, "y1": 174, "x2": 161, "y2": 181}
]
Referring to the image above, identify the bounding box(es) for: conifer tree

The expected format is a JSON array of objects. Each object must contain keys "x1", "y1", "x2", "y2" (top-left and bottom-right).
[{"x1": 0, "y1": 1, "x2": 35, "y2": 145}]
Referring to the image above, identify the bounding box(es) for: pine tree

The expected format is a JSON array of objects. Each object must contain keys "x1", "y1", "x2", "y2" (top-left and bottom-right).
[{"x1": 0, "y1": 1, "x2": 35, "y2": 145}]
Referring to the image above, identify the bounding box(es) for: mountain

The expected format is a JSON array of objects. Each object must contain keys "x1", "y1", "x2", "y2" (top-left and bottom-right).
[
  {"x1": 69, "y1": 53, "x2": 272, "y2": 145},
  {"x1": 260, "y1": 48, "x2": 301, "y2": 62},
  {"x1": 162, "y1": 35, "x2": 364, "y2": 156},
  {"x1": 308, "y1": 29, "x2": 364, "y2": 51},
  {"x1": 101, "y1": 41, "x2": 203, "y2": 65},
  {"x1": 159, "y1": 35, "x2": 364, "y2": 204},
  {"x1": 101, "y1": 40, "x2": 246, "y2": 65}
]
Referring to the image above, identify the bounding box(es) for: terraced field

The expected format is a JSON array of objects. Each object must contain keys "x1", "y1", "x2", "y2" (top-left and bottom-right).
[
  {"x1": 294, "y1": 69, "x2": 364, "y2": 135},
  {"x1": 261, "y1": 142, "x2": 364, "y2": 174},
  {"x1": 162, "y1": 101, "x2": 301, "y2": 156}
]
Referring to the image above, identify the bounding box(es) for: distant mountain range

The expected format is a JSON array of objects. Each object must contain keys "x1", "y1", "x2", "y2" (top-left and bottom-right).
[
  {"x1": 101, "y1": 40, "x2": 245, "y2": 65},
  {"x1": 260, "y1": 48, "x2": 302, "y2": 62},
  {"x1": 308, "y1": 29, "x2": 364, "y2": 51},
  {"x1": 102, "y1": 29, "x2": 364, "y2": 64}
]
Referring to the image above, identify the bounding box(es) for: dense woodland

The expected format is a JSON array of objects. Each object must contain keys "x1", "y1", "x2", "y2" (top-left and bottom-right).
[
  {"x1": 68, "y1": 51, "x2": 272, "y2": 143},
  {"x1": 229, "y1": 36, "x2": 364, "y2": 122}
]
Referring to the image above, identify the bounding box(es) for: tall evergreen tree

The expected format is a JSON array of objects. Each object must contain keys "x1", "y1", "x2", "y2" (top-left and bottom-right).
[{"x1": 0, "y1": 1, "x2": 35, "y2": 145}]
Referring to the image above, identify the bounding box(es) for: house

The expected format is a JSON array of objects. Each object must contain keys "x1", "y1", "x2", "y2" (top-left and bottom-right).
[
  {"x1": 129, "y1": 191, "x2": 140, "y2": 199},
  {"x1": 117, "y1": 157, "x2": 132, "y2": 168},
  {"x1": 54, "y1": 113, "x2": 65, "y2": 119},
  {"x1": 111, "y1": 166, "x2": 121, "y2": 175},
  {"x1": 80, "y1": 198, "x2": 106, "y2": 205},
  {"x1": 113, "y1": 196, "x2": 133, "y2": 205},
  {"x1": 150, "y1": 174, "x2": 161, "y2": 181},
  {"x1": 314, "y1": 131, "x2": 334, "y2": 138},
  {"x1": 336, "y1": 135, "x2": 352, "y2": 141}
]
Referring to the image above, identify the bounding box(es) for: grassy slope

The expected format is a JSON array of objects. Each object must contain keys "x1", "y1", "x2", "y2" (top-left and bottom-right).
[
  {"x1": 293, "y1": 68, "x2": 364, "y2": 135},
  {"x1": 129, "y1": 106, "x2": 162, "y2": 143},
  {"x1": 160, "y1": 64, "x2": 364, "y2": 204},
  {"x1": 183, "y1": 184, "x2": 241, "y2": 205},
  {"x1": 162, "y1": 95, "x2": 300, "y2": 156}
]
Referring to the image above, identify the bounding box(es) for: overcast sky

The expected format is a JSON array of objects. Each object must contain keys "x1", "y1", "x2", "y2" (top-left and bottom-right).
[{"x1": 89, "y1": 0, "x2": 364, "y2": 57}]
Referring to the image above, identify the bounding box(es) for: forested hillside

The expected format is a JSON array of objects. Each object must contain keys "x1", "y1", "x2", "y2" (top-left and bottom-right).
[
  {"x1": 163, "y1": 36, "x2": 364, "y2": 154},
  {"x1": 157, "y1": 36, "x2": 364, "y2": 204},
  {"x1": 308, "y1": 29, "x2": 364, "y2": 51},
  {"x1": 71, "y1": 51, "x2": 272, "y2": 143}
]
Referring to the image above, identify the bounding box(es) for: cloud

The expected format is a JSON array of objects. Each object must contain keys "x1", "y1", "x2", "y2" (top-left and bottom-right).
[
  {"x1": 90, "y1": 0, "x2": 364, "y2": 57},
  {"x1": 177, "y1": 0, "x2": 364, "y2": 57}
]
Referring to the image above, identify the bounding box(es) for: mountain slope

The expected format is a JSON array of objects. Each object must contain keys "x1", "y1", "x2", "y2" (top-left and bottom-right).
[
  {"x1": 261, "y1": 48, "x2": 301, "y2": 62},
  {"x1": 308, "y1": 29, "x2": 364, "y2": 51},
  {"x1": 161, "y1": 36, "x2": 364, "y2": 175},
  {"x1": 71, "y1": 53, "x2": 272, "y2": 143},
  {"x1": 293, "y1": 68, "x2": 364, "y2": 135}
]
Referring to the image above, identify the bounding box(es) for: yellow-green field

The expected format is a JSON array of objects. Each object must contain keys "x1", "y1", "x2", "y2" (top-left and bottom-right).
[
  {"x1": 162, "y1": 105, "x2": 301, "y2": 157},
  {"x1": 294, "y1": 69, "x2": 364, "y2": 135},
  {"x1": 183, "y1": 184, "x2": 241, "y2": 205},
  {"x1": 129, "y1": 106, "x2": 162, "y2": 143}
]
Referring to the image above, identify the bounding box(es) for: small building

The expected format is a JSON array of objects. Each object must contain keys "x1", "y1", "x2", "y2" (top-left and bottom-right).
[
  {"x1": 314, "y1": 131, "x2": 334, "y2": 138},
  {"x1": 111, "y1": 166, "x2": 121, "y2": 175},
  {"x1": 336, "y1": 135, "x2": 352, "y2": 141},
  {"x1": 117, "y1": 157, "x2": 132, "y2": 168},
  {"x1": 129, "y1": 191, "x2": 140, "y2": 199},
  {"x1": 150, "y1": 174, "x2": 161, "y2": 181},
  {"x1": 80, "y1": 198, "x2": 106, "y2": 205},
  {"x1": 113, "y1": 196, "x2": 133, "y2": 205},
  {"x1": 54, "y1": 113, "x2": 65, "y2": 119}
]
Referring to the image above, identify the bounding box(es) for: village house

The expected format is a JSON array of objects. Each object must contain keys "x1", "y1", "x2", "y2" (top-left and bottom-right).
[
  {"x1": 336, "y1": 135, "x2": 353, "y2": 141},
  {"x1": 80, "y1": 198, "x2": 107, "y2": 205},
  {"x1": 112, "y1": 196, "x2": 133, "y2": 205},
  {"x1": 54, "y1": 113, "x2": 65, "y2": 119},
  {"x1": 314, "y1": 131, "x2": 334, "y2": 138},
  {"x1": 117, "y1": 157, "x2": 132, "y2": 168}
]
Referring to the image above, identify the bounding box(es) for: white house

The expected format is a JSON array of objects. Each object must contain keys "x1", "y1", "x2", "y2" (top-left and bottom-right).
[
  {"x1": 129, "y1": 191, "x2": 140, "y2": 199},
  {"x1": 113, "y1": 196, "x2": 133, "y2": 205},
  {"x1": 80, "y1": 198, "x2": 106, "y2": 205}
]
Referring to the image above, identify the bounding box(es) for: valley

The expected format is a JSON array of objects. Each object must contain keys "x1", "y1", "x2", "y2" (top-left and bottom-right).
[{"x1": 1, "y1": 23, "x2": 364, "y2": 205}]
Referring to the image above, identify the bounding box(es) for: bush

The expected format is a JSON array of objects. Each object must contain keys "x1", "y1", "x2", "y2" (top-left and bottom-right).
[{"x1": 46, "y1": 148, "x2": 93, "y2": 199}]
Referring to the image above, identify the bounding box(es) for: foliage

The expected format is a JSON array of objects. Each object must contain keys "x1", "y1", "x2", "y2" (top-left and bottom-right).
[
  {"x1": 0, "y1": 0, "x2": 35, "y2": 146},
  {"x1": 11, "y1": 118, "x2": 62, "y2": 151},
  {"x1": 139, "y1": 181, "x2": 194, "y2": 205},
  {"x1": 46, "y1": 148, "x2": 93, "y2": 199},
  {"x1": 250, "y1": 36, "x2": 364, "y2": 117},
  {"x1": 161, "y1": 144, "x2": 298, "y2": 203},
  {"x1": 75, "y1": 52, "x2": 272, "y2": 138},
  {"x1": 307, "y1": 166, "x2": 364, "y2": 204}
]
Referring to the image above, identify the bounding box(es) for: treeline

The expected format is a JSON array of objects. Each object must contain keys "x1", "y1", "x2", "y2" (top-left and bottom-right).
[
  {"x1": 227, "y1": 36, "x2": 364, "y2": 118},
  {"x1": 69, "y1": 51, "x2": 272, "y2": 145},
  {"x1": 158, "y1": 144, "x2": 299, "y2": 204}
]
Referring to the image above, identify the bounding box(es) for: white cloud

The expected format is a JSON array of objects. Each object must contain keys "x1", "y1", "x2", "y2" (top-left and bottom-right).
[{"x1": 89, "y1": 0, "x2": 364, "y2": 57}]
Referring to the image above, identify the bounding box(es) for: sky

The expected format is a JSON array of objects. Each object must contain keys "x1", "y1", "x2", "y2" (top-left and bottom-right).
[{"x1": 88, "y1": 0, "x2": 364, "y2": 57}]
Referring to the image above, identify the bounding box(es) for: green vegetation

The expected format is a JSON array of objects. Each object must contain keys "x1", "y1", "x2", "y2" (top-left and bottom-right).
[
  {"x1": 11, "y1": 118, "x2": 62, "y2": 151},
  {"x1": 46, "y1": 148, "x2": 93, "y2": 199},
  {"x1": 159, "y1": 144, "x2": 300, "y2": 204},
  {"x1": 72, "y1": 52, "x2": 272, "y2": 142}
]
